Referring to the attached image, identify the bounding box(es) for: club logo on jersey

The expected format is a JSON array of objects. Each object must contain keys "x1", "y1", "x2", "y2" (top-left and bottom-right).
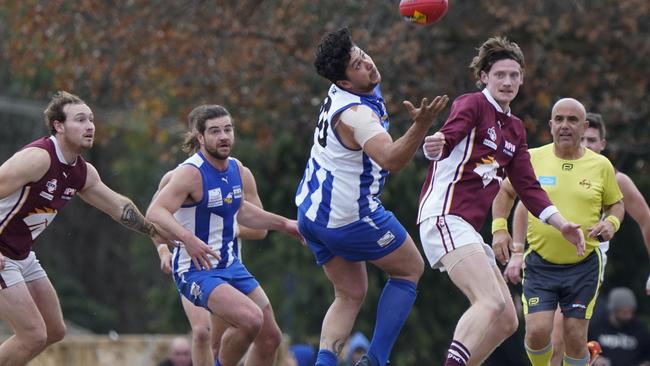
[
  {"x1": 473, "y1": 156, "x2": 502, "y2": 187},
  {"x1": 207, "y1": 188, "x2": 223, "y2": 207},
  {"x1": 487, "y1": 127, "x2": 497, "y2": 141},
  {"x1": 579, "y1": 179, "x2": 592, "y2": 189},
  {"x1": 377, "y1": 231, "x2": 396, "y2": 247},
  {"x1": 528, "y1": 297, "x2": 540, "y2": 307},
  {"x1": 46, "y1": 179, "x2": 57, "y2": 193},
  {"x1": 23, "y1": 207, "x2": 57, "y2": 240},
  {"x1": 562, "y1": 163, "x2": 573, "y2": 171},
  {"x1": 224, "y1": 192, "x2": 234, "y2": 204},
  {"x1": 539, "y1": 176, "x2": 557, "y2": 186},
  {"x1": 233, "y1": 186, "x2": 242, "y2": 199},
  {"x1": 503, "y1": 140, "x2": 516, "y2": 157}
]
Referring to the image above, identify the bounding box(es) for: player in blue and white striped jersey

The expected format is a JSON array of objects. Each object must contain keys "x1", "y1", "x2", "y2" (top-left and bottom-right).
[
  {"x1": 148, "y1": 105, "x2": 303, "y2": 366},
  {"x1": 296, "y1": 28, "x2": 448, "y2": 366}
]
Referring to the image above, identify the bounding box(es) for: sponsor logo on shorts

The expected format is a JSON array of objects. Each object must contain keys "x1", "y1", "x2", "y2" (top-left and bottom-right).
[
  {"x1": 362, "y1": 216, "x2": 380, "y2": 230},
  {"x1": 572, "y1": 301, "x2": 586, "y2": 311},
  {"x1": 377, "y1": 231, "x2": 396, "y2": 247},
  {"x1": 190, "y1": 282, "x2": 203, "y2": 301},
  {"x1": 528, "y1": 297, "x2": 540, "y2": 306}
]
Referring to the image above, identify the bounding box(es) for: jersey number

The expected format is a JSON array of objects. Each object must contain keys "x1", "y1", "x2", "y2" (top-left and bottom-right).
[{"x1": 317, "y1": 96, "x2": 332, "y2": 147}]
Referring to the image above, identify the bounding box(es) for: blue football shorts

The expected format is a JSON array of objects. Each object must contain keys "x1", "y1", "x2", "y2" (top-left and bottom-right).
[{"x1": 298, "y1": 206, "x2": 407, "y2": 265}]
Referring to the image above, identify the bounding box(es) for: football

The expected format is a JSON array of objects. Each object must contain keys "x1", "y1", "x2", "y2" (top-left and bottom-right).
[{"x1": 399, "y1": 0, "x2": 448, "y2": 25}]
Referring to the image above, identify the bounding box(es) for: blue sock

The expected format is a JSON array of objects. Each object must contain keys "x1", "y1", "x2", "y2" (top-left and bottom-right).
[
  {"x1": 315, "y1": 349, "x2": 338, "y2": 366},
  {"x1": 214, "y1": 358, "x2": 222, "y2": 366},
  {"x1": 367, "y1": 278, "x2": 417, "y2": 366}
]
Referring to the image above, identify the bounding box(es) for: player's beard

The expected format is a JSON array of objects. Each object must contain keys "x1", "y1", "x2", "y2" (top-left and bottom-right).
[{"x1": 204, "y1": 143, "x2": 231, "y2": 161}]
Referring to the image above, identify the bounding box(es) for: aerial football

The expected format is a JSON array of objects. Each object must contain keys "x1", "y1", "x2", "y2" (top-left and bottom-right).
[{"x1": 399, "y1": 0, "x2": 449, "y2": 25}]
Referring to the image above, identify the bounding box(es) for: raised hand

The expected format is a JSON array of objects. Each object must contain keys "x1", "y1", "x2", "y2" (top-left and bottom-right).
[{"x1": 403, "y1": 95, "x2": 449, "y2": 129}]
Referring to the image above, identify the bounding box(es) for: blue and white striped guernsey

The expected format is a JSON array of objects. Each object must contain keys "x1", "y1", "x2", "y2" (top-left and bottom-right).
[
  {"x1": 172, "y1": 153, "x2": 243, "y2": 276},
  {"x1": 296, "y1": 84, "x2": 389, "y2": 228}
]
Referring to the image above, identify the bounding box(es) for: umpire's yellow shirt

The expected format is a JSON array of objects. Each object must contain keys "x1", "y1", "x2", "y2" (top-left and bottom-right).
[{"x1": 527, "y1": 143, "x2": 623, "y2": 264}]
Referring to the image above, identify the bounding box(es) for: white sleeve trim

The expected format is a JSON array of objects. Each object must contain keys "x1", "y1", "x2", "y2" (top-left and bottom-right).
[
  {"x1": 339, "y1": 106, "x2": 386, "y2": 147},
  {"x1": 423, "y1": 148, "x2": 443, "y2": 161},
  {"x1": 538, "y1": 205, "x2": 559, "y2": 224}
]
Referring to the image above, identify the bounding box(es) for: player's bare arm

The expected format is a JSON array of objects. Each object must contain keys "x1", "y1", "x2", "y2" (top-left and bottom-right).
[
  {"x1": 147, "y1": 164, "x2": 220, "y2": 270},
  {"x1": 587, "y1": 200, "x2": 625, "y2": 241},
  {"x1": 0, "y1": 148, "x2": 50, "y2": 198},
  {"x1": 0, "y1": 148, "x2": 51, "y2": 269},
  {"x1": 618, "y1": 173, "x2": 650, "y2": 254},
  {"x1": 78, "y1": 162, "x2": 159, "y2": 238},
  {"x1": 238, "y1": 164, "x2": 267, "y2": 240},
  {"x1": 491, "y1": 178, "x2": 516, "y2": 264},
  {"x1": 337, "y1": 96, "x2": 448, "y2": 173},
  {"x1": 617, "y1": 172, "x2": 650, "y2": 294},
  {"x1": 236, "y1": 201, "x2": 304, "y2": 244},
  {"x1": 150, "y1": 170, "x2": 175, "y2": 274},
  {"x1": 503, "y1": 200, "x2": 528, "y2": 284}
]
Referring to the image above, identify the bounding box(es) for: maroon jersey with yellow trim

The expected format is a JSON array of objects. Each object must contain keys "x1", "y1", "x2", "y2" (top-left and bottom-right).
[
  {"x1": 0, "y1": 137, "x2": 87, "y2": 260},
  {"x1": 418, "y1": 90, "x2": 553, "y2": 230}
]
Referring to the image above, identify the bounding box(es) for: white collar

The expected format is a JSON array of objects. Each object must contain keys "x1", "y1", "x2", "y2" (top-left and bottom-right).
[
  {"x1": 482, "y1": 89, "x2": 511, "y2": 116},
  {"x1": 49, "y1": 135, "x2": 77, "y2": 166}
]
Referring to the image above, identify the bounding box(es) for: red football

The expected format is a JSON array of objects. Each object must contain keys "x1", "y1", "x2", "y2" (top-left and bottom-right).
[{"x1": 399, "y1": 0, "x2": 448, "y2": 25}]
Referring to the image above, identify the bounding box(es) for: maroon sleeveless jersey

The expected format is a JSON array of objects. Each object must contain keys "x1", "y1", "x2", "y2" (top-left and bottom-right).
[{"x1": 0, "y1": 137, "x2": 87, "y2": 260}]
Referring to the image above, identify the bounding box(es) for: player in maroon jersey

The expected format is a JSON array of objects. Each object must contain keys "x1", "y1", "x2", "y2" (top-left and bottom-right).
[
  {"x1": 0, "y1": 91, "x2": 216, "y2": 365},
  {"x1": 417, "y1": 37, "x2": 584, "y2": 366}
]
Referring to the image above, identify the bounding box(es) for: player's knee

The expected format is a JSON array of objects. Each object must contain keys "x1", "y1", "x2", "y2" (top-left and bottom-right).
[
  {"x1": 409, "y1": 254, "x2": 425, "y2": 280},
  {"x1": 46, "y1": 322, "x2": 66, "y2": 345},
  {"x1": 241, "y1": 307, "x2": 264, "y2": 341},
  {"x1": 335, "y1": 283, "x2": 367, "y2": 306},
  {"x1": 483, "y1": 294, "x2": 506, "y2": 317},
  {"x1": 525, "y1": 323, "x2": 551, "y2": 344},
  {"x1": 256, "y1": 323, "x2": 282, "y2": 354},
  {"x1": 20, "y1": 329, "x2": 48, "y2": 355},
  {"x1": 502, "y1": 307, "x2": 519, "y2": 336},
  {"x1": 192, "y1": 324, "x2": 211, "y2": 346}
]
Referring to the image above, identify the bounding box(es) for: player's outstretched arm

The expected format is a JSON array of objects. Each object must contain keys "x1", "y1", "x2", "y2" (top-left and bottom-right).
[
  {"x1": 78, "y1": 162, "x2": 161, "y2": 238},
  {"x1": 359, "y1": 95, "x2": 448, "y2": 173},
  {"x1": 236, "y1": 202, "x2": 304, "y2": 245},
  {"x1": 547, "y1": 213, "x2": 585, "y2": 256},
  {"x1": 617, "y1": 172, "x2": 650, "y2": 294},
  {"x1": 491, "y1": 179, "x2": 516, "y2": 264},
  {"x1": 238, "y1": 166, "x2": 267, "y2": 240},
  {"x1": 146, "y1": 165, "x2": 220, "y2": 270}
]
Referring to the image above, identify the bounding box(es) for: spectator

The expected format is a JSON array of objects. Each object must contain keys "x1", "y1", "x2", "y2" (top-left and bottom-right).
[
  {"x1": 158, "y1": 336, "x2": 192, "y2": 366},
  {"x1": 589, "y1": 287, "x2": 650, "y2": 366}
]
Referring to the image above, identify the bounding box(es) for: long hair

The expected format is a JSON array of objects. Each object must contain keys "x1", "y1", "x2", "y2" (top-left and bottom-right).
[{"x1": 469, "y1": 36, "x2": 525, "y2": 89}]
